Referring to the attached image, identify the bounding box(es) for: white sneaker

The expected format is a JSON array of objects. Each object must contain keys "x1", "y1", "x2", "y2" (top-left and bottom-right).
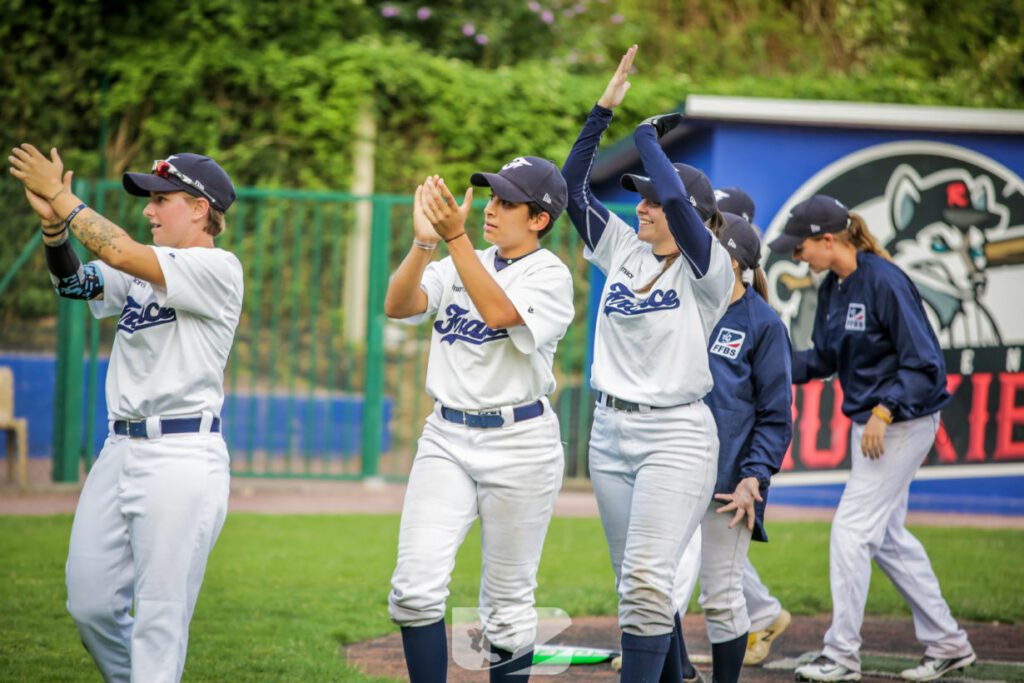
[
  {"x1": 795, "y1": 655, "x2": 861, "y2": 681},
  {"x1": 899, "y1": 653, "x2": 977, "y2": 681}
]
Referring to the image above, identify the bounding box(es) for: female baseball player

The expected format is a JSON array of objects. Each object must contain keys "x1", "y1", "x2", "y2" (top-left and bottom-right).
[
  {"x1": 666, "y1": 212, "x2": 793, "y2": 683},
  {"x1": 768, "y1": 195, "x2": 975, "y2": 682},
  {"x1": 10, "y1": 145, "x2": 242, "y2": 683},
  {"x1": 671, "y1": 189, "x2": 792, "y2": 676},
  {"x1": 562, "y1": 45, "x2": 734, "y2": 682},
  {"x1": 385, "y1": 157, "x2": 574, "y2": 682}
]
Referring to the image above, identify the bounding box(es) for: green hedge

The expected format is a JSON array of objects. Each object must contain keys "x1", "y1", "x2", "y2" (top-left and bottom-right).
[{"x1": 3, "y1": 0, "x2": 1022, "y2": 325}]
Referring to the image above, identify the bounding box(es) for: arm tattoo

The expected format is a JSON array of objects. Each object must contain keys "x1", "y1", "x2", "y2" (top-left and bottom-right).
[{"x1": 71, "y1": 212, "x2": 130, "y2": 259}]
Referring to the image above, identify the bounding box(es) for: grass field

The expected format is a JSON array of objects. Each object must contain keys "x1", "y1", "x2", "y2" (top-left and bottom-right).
[{"x1": 2, "y1": 515, "x2": 1022, "y2": 681}]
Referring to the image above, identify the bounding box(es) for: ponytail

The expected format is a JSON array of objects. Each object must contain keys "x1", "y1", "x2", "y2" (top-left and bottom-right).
[
  {"x1": 752, "y1": 266, "x2": 768, "y2": 301},
  {"x1": 707, "y1": 209, "x2": 725, "y2": 236},
  {"x1": 838, "y1": 213, "x2": 891, "y2": 260},
  {"x1": 635, "y1": 252, "x2": 681, "y2": 294}
]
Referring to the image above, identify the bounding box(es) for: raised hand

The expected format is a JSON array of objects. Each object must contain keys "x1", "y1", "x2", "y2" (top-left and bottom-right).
[
  {"x1": 420, "y1": 176, "x2": 473, "y2": 243},
  {"x1": 9, "y1": 145, "x2": 69, "y2": 202},
  {"x1": 638, "y1": 112, "x2": 683, "y2": 139},
  {"x1": 597, "y1": 44, "x2": 638, "y2": 110},
  {"x1": 413, "y1": 179, "x2": 442, "y2": 246}
]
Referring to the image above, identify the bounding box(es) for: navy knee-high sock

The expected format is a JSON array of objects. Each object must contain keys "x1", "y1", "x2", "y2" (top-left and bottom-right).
[
  {"x1": 674, "y1": 613, "x2": 697, "y2": 680},
  {"x1": 659, "y1": 615, "x2": 684, "y2": 683},
  {"x1": 710, "y1": 633, "x2": 747, "y2": 683},
  {"x1": 400, "y1": 620, "x2": 448, "y2": 683},
  {"x1": 620, "y1": 632, "x2": 672, "y2": 683},
  {"x1": 489, "y1": 645, "x2": 534, "y2": 682}
]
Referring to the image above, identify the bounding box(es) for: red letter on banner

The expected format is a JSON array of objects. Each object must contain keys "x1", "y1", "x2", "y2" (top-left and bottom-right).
[
  {"x1": 995, "y1": 372, "x2": 1024, "y2": 460},
  {"x1": 781, "y1": 390, "x2": 797, "y2": 471},
  {"x1": 934, "y1": 374, "x2": 962, "y2": 463},
  {"x1": 968, "y1": 373, "x2": 992, "y2": 461},
  {"x1": 799, "y1": 380, "x2": 850, "y2": 469}
]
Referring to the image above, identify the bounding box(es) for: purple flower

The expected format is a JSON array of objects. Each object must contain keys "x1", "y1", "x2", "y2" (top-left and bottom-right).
[
  {"x1": 528, "y1": 0, "x2": 541, "y2": 11},
  {"x1": 610, "y1": 12, "x2": 624, "y2": 24},
  {"x1": 574, "y1": 3, "x2": 586, "y2": 12},
  {"x1": 475, "y1": 33, "x2": 489, "y2": 45},
  {"x1": 462, "y1": 22, "x2": 476, "y2": 36},
  {"x1": 416, "y1": 6, "x2": 432, "y2": 20},
  {"x1": 381, "y1": 4, "x2": 399, "y2": 18},
  {"x1": 540, "y1": 9, "x2": 554, "y2": 23}
]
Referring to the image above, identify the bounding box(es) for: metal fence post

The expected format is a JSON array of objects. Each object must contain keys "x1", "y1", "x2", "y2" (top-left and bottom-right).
[
  {"x1": 361, "y1": 197, "x2": 391, "y2": 478},
  {"x1": 51, "y1": 179, "x2": 91, "y2": 483}
]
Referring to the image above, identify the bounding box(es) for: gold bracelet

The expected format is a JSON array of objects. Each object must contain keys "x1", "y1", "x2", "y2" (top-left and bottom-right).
[{"x1": 871, "y1": 405, "x2": 893, "y2": 424}]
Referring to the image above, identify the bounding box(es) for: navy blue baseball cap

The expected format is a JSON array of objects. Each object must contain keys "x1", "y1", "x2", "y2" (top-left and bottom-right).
[
  {"x1": 715, "y1": 187, "x2": 755, "y2": 223},
  {"x1": 620, "y1": 163, "x2": 717, "y2": 222},
  {"x1": 471, "y1": 156, "x2": 568, "y2": 222},
  {"x1": 123, "y1": 153, "x2": 237, "y2": 211},
  {"x1": 718, "y1": 212, "x2": 762, "y2": 270},
  {"x1": 768, "y1": 194, "x2": 850, "y2": 254}
]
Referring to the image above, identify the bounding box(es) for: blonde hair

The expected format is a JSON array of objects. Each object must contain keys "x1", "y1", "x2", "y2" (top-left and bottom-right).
[
  {"x1": 751, "y1": 265, "x2": 768, "y2": 300},
  {"x1": 812, "y1": 212, "x2": 890, "y2": 260},
  {"x1": 185, "y1": 195, "x2": 226, "y2": 237}
]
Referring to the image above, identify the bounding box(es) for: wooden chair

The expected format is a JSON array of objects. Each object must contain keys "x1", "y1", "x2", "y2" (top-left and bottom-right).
[{"x1": 0, "y1": 366, "x2": 28, "y2": 487}]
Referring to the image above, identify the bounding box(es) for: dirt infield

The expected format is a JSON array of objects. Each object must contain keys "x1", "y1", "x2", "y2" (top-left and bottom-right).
[{"x1": 345, "y1": 614, "x2": 1024, "y2": 682}]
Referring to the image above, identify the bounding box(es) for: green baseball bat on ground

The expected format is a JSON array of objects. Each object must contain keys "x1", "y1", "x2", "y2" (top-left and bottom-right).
[{"x1": 532, "y1": 645, "x2": 620, "y2": 665}]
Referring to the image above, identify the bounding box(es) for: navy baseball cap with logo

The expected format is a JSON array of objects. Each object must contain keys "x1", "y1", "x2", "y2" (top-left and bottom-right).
[
  {"x1": 718, "y1": 212, "x2": 761, "y2": 270},
  {"x1": 620, "y1": 163, "x2": 717, "y2": 222},
  {"x1": 715, "y1": 187, "x2": 755, "y2": 223},
  {"x1": 123, "y1": 153, "x2": 237, "y2": 211},
  {"x1": 470, "y1": 156, "x2": 568, "y2": 222},
  {"x1": 768, "y1": 194, "x2": 850, "y2": 254}
]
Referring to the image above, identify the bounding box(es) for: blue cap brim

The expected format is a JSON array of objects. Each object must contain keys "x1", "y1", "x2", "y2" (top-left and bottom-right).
[
  {"x1": 470, "y1": 172, "x2": 533, "y2": 204},
  {"x1": 123, "y1": 172, "x2": 189, "y2": 198},
  {"x1": 620, "y1": 174, "x2": 659, "y2": 203},
  {"x1": 768, "y1": 232, "x2": 805, "y2": 254}
]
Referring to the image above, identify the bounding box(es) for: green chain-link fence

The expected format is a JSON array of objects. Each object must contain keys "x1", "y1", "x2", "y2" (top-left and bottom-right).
[{"x1": 9, "y1": 180, "x2": 637, "y2": 483}]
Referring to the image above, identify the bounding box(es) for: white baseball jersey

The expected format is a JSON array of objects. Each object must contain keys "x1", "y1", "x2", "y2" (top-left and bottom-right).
[
  {"x1": 586, "y1": 214, "x2": 733, "y2": 406},
  {"x1": 400, "y1": 246, "x2": 574, "y2": 410},
  {"x1": 88, "y1": 247, "x2": 244, "y2": 420}
]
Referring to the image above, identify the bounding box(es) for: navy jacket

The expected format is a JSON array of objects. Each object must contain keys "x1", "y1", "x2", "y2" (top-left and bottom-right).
[
  {"x1": 706, "y1": 286, "x2": 793, "y2": 542},
  {"x1": 793, "y1": 252, "x2": 951, "y2": 424}
]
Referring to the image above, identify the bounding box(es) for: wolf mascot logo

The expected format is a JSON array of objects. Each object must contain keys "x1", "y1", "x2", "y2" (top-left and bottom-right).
[{"x1": 764, "y1": 142, "x2": 1024, "y2": 350}]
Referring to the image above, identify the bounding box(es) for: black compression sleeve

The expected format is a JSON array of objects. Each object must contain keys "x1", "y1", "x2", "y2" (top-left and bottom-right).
[
  {"x1": 45, "y1": 241, "x2": 105, "y2": 300},
  {"x1": 45, "y1": 239, "x2": 81, "y2": 279}
]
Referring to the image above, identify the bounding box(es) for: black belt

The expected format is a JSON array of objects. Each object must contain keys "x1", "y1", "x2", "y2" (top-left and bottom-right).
[
  {"x1": 598, "y1": 393, "x2": 652, "y2": 412},
  {"x1": 113, "y1": 416, "x2": 221, "y2": 439},
  {"x1": 440, "y1": 400, "x2": 544, "y2": 429}
]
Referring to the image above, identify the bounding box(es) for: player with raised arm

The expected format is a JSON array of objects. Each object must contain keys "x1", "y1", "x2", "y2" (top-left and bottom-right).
[
  {"x1": 10, "y1": 145, "x2": 242, "y2": 683},
  {"x1": 385, "y1": 158, "x2": 574, "y2": 683},
  {"x1": 562, "y1": 46, "x2": 735, "y2": 682}
]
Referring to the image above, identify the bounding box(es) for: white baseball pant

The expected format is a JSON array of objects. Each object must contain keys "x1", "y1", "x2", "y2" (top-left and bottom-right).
[
  {"x1": 66, "y1": 431, "x2": 230, "y2": 683},
  {"x1": 674, "y1": 529, "x2": 783, "y2": 634},
  {"x1": 588, "y1": 400, "x2": 718, "y2": 637},
  {"x1": 822, "y1": 413, "x2": 973, "y2": 671},
  {"x1": 388, "y1": 404, "x2": 564, "y2": 653}
]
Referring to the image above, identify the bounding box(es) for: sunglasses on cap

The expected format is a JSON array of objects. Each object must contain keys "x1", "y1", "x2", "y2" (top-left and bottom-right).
[{"x1": 152, "y1": 159, "x2": 220, "y2": 206}]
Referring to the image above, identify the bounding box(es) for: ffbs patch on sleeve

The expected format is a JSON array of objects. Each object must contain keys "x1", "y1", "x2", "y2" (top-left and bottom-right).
[{"x1": 710, "y1": 327, "x2": 746, "y2": 359}]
